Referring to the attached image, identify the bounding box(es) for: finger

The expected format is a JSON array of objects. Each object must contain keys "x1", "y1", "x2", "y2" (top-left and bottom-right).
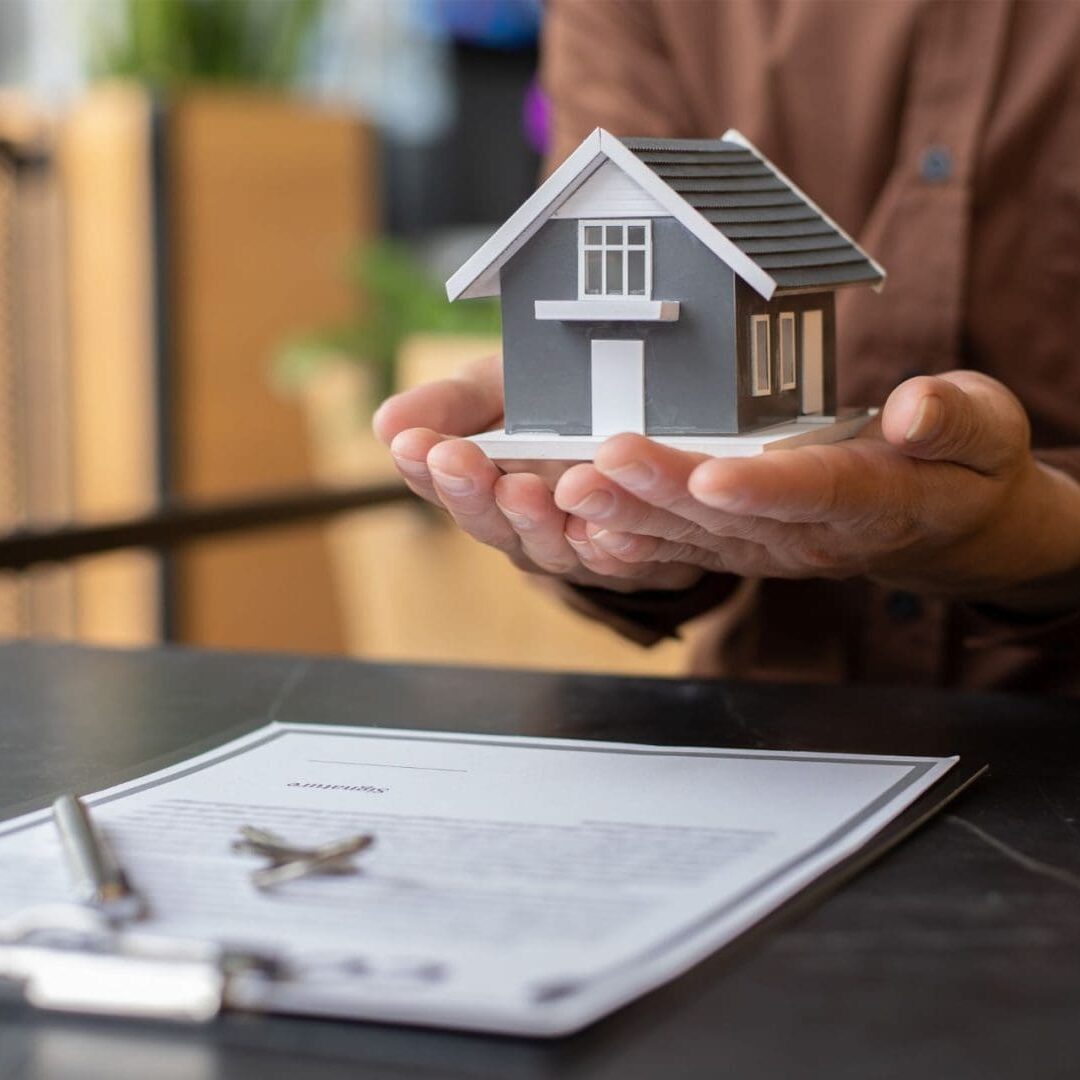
[
  {"x1": 389, "y1": 427, "x2": 450, "y2": 507},
  {"x1": 562, "y1": 516, "x2": 701, "y2": 590},
  {"x1": 493, "y1": 472, "x2": 579, "y2": 575},
  {"x1": 373, "y1": 354, "x2": 503, "y2": 443},
  {"x1": 426, "y1": 438, "x2": 521, "y2": 556},
  {"x1": 687, "y1": 439, "x2": 915, "y2": 525},
  {"x1": 588, "y1": 527, "x2": 775, "y2": 577},
  {"x1": 496, "y1": 458, "x2": 573, "y2": 491},
  {"x1": 563, "y1": 513, "x2": 631, "y2": 577},
  {"x1": 562, "y1": 437, "x2": 774, "y2": 542},
  {"x1": 555, "y1": 462, "x2": 713, "y2": 544},
  {"x1": 879, "y1": 371, "x2": 1030, "y2": 476}
]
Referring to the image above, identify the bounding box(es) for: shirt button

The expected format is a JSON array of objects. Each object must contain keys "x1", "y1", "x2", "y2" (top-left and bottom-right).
[
  {"x1": 919, "y1": 146, "x2": 953, "y2": 183},
  {"x1": 886, "y1": 590, "x2": 924, "y2": 622}
]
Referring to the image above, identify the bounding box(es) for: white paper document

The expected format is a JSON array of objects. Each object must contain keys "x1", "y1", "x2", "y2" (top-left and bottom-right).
[{"x1": 0, "y1": 723, "x2": 958, "y2": 1036}]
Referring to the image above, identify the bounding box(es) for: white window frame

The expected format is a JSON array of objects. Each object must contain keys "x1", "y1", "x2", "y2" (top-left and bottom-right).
[
  {"x1": 750, "y1": 315, "x2": 772, "y2": 397},
  {"x1": 778, "y1": 312, "x2": 797, "y2": 391},
  {"x1": 578, "y1": 219, "x2": 652, "y2": 300}
]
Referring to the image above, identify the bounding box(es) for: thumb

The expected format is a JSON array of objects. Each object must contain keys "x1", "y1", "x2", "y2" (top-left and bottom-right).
[{"x1": 880, "y1": 372, "x2": 1031, "y2": 475}]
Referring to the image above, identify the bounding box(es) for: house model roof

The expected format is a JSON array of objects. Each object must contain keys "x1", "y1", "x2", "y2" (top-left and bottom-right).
[{"x1": 447, "y1": 128, "x2": 885, "y2": 303}]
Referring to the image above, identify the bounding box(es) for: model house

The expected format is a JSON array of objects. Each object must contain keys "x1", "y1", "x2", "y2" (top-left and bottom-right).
[{"x1": 446, "y1": 128, "x2": 885, "y2": 459}]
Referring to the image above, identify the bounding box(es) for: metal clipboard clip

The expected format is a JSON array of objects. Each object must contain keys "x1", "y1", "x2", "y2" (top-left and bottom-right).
[
  {"x1": 1, "y1": 798, "x2": 383, "y2": 1022},
  {"x1": 0, "y1": 903, "x2": 283, "y2": 1022}
]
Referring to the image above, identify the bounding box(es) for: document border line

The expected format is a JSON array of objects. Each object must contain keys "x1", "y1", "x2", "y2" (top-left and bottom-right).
[{"x1": 0, "y1": 727, "x2": 936, "y2": 840}]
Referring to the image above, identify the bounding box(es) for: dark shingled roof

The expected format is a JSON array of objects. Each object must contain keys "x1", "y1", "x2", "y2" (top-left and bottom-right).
[{"x1": 620, "y1": 136, "x2": 883, "y2": 291}]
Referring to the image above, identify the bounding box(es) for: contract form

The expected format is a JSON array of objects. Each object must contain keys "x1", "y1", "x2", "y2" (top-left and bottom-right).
[{"x1": 0, "y1": 722, "x2": 966, "y2": 1035}]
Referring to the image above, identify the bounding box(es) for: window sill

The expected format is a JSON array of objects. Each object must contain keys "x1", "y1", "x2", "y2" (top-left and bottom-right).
[{"x1": 534, "y1": 300, "x2": 680, "y2": 322}]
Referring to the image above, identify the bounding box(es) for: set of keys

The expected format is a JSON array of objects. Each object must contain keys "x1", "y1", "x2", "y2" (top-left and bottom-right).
[
  {"x1": 232, "y1": 825, "x2": 376, "y2": 891},
  {"x1": 53, "y1": 790, "x2": 377, "y2": 901}
]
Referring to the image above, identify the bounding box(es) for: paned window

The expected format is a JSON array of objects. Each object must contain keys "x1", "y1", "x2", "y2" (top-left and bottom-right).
[
  {"x1": 751, "y1": 315, "x2": 772, "y2": 397},
  {"x1": 779, "y1": 312, "x2": 797, "y2": 390},
  {"x1": 579, "y1": 220, "x2": 651, "y2": 298}
]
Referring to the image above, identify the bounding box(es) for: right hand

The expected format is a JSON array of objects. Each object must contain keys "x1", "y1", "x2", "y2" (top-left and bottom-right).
[{"x1": 372, "y1": 354, "x2": 704, "y2": 593}]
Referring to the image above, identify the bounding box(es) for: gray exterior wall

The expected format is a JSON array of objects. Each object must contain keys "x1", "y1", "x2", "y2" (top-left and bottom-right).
[
  {"x1": 500, "y1": 219, "x2": 590, "y2": 434},
  {"x1": 499, "y1": 217, "x2": 740, "y2": 435},
  {"x1": 733, "y1": 285, "x2": 837, "y2": 429}
]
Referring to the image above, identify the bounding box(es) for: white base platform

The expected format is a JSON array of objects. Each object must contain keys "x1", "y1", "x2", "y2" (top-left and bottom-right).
[{"x1": 469, "y1": 412, "x2": 873, "y2": 461}]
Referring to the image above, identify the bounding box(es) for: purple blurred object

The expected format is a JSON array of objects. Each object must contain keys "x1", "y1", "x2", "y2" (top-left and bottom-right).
[{"x1": 522, "y1": 78, "x2": 550, "y2": 156}]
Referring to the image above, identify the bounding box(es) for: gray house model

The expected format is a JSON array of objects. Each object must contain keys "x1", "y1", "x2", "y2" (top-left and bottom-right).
[{"x1": 446, "y1": 128, "x2": 885, "y2": 460}]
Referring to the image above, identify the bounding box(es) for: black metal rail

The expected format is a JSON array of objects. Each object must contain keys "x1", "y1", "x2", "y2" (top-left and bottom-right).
[{"x1": 0, "y1": 482, "x2": 413, "y2": 571}]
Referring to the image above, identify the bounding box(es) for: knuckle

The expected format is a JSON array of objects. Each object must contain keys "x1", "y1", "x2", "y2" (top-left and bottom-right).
[
  {"x1": 616, "y1": 500, "x2": 656, "y2": 534},
  {"x1": 658, "y1": 541, "x2": 699, "y2": 566},
  {"x1": 877, "y1": 505, "x2": 921, "y2": 546},
  {"x1": 663, "y1": 517, "x2": 704, "y2": 545},
  {"x1": 798, "y1": 544, "x2": 838, "y2": 570},
  {"x1": 936, "y1": 404, "x2": 979, "y2": 459},
  {"x1": 791, "y1": 524, "x2": 847, "y2": 570},
  {"x1": 611, "y1": 534, "x2": 658, "y2": 562},
  {"x1": 445, "y1": 491, "x2": 494, "y2": 519},
  {"x1": 798, "y1": 450, "x2": 842, "y2": 520},
  {"x1": 708, "y1": 512, "x2": 757, "y2": 542}
]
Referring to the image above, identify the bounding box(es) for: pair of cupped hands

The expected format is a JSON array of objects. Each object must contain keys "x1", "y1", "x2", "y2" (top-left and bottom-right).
[{"x1": 374, "y1": 355, "x2": 1080, "y2": 613}]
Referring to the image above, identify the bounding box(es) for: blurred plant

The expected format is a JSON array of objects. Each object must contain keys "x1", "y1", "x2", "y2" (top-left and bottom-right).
[
  {"x1": 276, "y1": 239, "x2": 501, "y2": 406},
  {"x1": 88, "y1": 0, "x2": 324, "y2": 88}
]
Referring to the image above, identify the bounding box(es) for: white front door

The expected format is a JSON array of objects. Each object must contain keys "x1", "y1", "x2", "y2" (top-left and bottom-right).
[
  {"x1": 800, "y1": 310, "x2": 824, "y2": 415},
  {"x1": 590, "y1": 339, "x2": 645, "y2": 436}
]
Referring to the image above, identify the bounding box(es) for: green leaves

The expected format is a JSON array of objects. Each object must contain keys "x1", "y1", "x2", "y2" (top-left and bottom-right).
[
  {"x1": 276, "y1": 240, "x2": 501, "y2": 405},
  {"x1": 88, "y1": 0, "x2": 325, "y2": 88}
]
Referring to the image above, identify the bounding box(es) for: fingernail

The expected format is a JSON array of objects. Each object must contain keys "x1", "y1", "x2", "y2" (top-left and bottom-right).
[
  {"x1": 392, "y1": 453, "x2": 429, "y2": 478},
  {"x1": 695, "y1": 487, "x2": 743, "y2": 511},
  {"x1": 689, "y1": 466, "x2": 745, "y2": 510},
  {"x1": 565, "y1": 534, "x2": 597, "y2": 560},
  {"x1": 496, "y1": 502, "x2": 533, "y2": 529},
  {"x1": 430, "y1": 468, "x2": 475, "y2": 495},
  {"x1": 569, "y1": 491, "x2": 615, "y2": 518},
  {"x1": 905, "y1": 394, "x2": 944, "y2": 443},
  {"x1": 603, "y1": 461, "x2": 654, "y2": 491},
  {"x1": 592, "y1": 529, "x2": 634, "y2": 552}
]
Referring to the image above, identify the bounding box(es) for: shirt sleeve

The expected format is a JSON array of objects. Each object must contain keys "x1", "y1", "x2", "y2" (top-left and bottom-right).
[
  {"x1": 548, "y1": 574, "x2": 742, "y2": 647},
  {"x1": 1034, "y1": 447, "x2": 1080, "y2": 485},
  {"x1": 958, "y1": 447, "x2": 1080, "y2": 653}
]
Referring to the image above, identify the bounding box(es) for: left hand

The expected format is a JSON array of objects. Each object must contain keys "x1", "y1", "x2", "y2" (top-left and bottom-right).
[{"x1": 554, "y1": 372, "x2": 1080, "y2": 610}]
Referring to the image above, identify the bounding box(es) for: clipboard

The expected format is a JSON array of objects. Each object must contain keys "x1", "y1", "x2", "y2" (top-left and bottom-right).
[{"x1": 0, "y1": 754, "x2": 985, "y2": 1030}]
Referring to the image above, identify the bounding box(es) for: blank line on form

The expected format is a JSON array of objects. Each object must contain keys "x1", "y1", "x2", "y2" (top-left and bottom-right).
[{"x1": 307, "y1": 759, "x2": 469, "y2": 773}]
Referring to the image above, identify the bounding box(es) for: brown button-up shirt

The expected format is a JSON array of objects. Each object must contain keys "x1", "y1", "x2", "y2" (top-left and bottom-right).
[{"x1": 542, "y1": 0, "x2": 1080, "y2": 693}]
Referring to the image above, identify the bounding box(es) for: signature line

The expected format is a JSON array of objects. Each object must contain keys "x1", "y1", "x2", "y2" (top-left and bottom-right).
[{"x1": 307, "y1": 759, "x2": 469, "y2": 773}]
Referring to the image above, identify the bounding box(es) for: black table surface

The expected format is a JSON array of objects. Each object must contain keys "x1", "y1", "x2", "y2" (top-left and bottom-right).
[{"x1": 0, "y1": 641, "x2": 1078, "y2": 1080}]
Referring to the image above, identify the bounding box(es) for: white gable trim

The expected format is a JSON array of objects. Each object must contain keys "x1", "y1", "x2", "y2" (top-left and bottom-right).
[
  {"x1": 721, "y1": 129, "x2": 887, "y2": 291},
  {"x1": 446, "y1": 127, "x2": 779, "y2": 301}
]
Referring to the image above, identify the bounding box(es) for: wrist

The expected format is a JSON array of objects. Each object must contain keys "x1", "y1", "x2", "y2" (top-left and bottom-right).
[{"x1": 960, "y1": 460, "x2": 1080, "y2": 615}]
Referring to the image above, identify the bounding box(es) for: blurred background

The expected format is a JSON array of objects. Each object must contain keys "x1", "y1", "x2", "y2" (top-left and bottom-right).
[{"x1": 0, "y1": 0, "x2": 689, "y2": 675}]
